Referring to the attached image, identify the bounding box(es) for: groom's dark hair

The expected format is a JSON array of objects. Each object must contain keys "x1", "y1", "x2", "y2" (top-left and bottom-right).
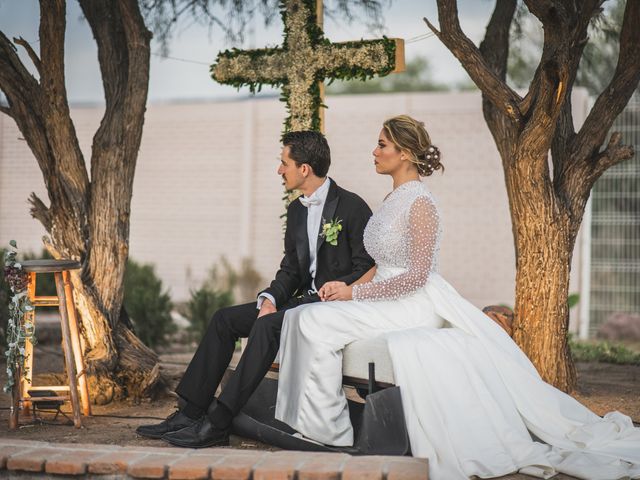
[{"x1": 282, "y1": 131, "x2": 331, "y2": 177}]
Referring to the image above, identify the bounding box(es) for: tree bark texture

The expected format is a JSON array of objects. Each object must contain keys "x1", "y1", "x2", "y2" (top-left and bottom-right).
[
  {"x1": 0, "y1": 0, "x2": 160, "y2": 403},
  {"x1": 426, "y1": 0, "x2": 640, "y2": 391}
]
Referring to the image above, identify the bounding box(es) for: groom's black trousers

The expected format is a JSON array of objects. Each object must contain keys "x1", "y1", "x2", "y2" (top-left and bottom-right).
[{"x1": 175, "y1": 295, "x2": 318, "y2": 417}]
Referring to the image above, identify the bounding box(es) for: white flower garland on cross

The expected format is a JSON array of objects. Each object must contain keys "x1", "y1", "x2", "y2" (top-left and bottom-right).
[{"x1": 211, "y1": 0, "x2": 405, "y2": 133}]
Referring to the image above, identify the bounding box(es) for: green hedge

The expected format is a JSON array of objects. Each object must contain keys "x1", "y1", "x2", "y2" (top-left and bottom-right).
[
  {"x1": 186, "y1": 287, "x2": 234, "y2": 341},
  {"x1": 570, "y1": 337, "x2": 640, "y2": 365},
  {"x1": 124, "y1": 259, "x2": 175, "y2": 349}
]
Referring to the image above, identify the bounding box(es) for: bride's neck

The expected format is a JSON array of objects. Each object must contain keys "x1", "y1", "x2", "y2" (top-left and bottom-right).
[{"x1": 392, "y1": 171, "x2": 420, "y2": 190}]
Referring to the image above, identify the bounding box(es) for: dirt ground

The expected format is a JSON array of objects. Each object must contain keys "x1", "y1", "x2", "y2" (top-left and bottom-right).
[
  {"x1": 0, "y1": 342, "x2": 638, "y2": 458},
  {"x1": 0, "y1": 345, "x2": 280, "y2": 450}
]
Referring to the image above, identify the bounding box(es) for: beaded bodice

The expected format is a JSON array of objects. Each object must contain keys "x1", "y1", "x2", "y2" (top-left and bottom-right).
[{"x1": 352, "y1": 180, "x2": 441, "y2": 301}]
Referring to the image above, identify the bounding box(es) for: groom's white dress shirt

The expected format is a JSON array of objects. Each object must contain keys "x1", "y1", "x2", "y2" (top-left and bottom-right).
[{"x1": 257, "y1": 177, "x2": 331, "y2": 309}]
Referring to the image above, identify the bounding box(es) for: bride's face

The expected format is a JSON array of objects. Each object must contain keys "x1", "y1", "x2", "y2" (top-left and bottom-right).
[{"x1": 373, "y1": 128, "x2": 404, "y2": 176}]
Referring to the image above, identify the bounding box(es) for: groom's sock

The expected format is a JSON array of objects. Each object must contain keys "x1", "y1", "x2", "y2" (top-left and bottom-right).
[
  {"x1": 209, "y1": 401, "x2": 233, "y2": 430},
  {"x1": 182, "y1": 402, "x2": 204, "y2": 420}
]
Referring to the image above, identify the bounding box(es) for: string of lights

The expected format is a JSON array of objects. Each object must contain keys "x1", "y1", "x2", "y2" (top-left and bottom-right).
[
  {"x1": 405, "y1": 31, "x2": 436, "y2": 44},
  {"x1": 150, "y1": 31, "x2": 435, "y2": 66}
]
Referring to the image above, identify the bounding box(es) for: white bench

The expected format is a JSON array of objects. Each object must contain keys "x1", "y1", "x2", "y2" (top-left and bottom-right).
[
  {"x1": 236, "y1": 336, "x2": 410, "y2": 455},
  {"x1": 271, "y1": 335, "x2": 396, "y2": 395}
]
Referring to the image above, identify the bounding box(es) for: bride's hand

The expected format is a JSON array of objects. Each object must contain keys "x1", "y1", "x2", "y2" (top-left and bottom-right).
[
  {"x1": 319, "y1": 281, "x2": 352, "y2": 301},
  {"x1": 319, "y1": 281, "x2": 343, "y2": 300}
]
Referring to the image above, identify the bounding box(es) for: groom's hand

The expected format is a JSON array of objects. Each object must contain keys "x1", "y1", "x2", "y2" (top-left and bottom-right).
[
  {"x1": 258, "y1": 298, "x2": 277, "y2": 317},
  {"x1": 319, "y1": 281, "x2": 353, "y2": 301}
]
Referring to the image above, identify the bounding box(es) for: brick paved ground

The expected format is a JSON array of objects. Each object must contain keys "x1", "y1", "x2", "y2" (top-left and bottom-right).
[{"x1": 0, "y1": 438, "x2": 428, "y2": 479}]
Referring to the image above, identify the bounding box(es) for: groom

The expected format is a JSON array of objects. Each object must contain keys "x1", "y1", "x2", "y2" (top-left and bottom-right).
[{"x1": 137, "y1": 130, "x2": 375, "y2": 447}]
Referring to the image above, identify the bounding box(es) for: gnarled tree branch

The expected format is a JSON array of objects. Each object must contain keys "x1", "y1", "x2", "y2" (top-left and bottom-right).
[
  {"x1": 28, "y1": 192, "x2": 52, "y2": 231},
  {"x1": 425, "y1": 0, "x2": 522, "y2": 124},
  {"x1": 479, "y1": 0, "x2": 516, "y2": 80},
  {"x1": 0, "y1": 2, "x2": 89, "y2": 271},
  {"x1": 37, "y1": 0, "x2": 90, "y2": 220},
  {"x1": 589, "y1": 131, "x2": 635, "y2": 183},
  {"x1": 477, "y1": 0, "x2": 518, "y2": 160},
  {"x1": 80, "y1": 0, "x2": 151, "y2": 174},
  {"x1": 0, "y1": 31, "x2": 42, "y2": 111},
  {"x1": 572, "y1": 0, "x2": 640, "y2": 166},
  {"x1": 0, "y1": 31, "x2": 54, "y2": 178},
  {"x1": 548, "y1": 4, "x2": 602, "y2": 190},
  {"x1": 548, "y1": 3, "x2": 600, "y2": 150},
  {"x1": 13, "y1": 36, "x2": 42, "y2": 75},
  {"x1": 523, "y1": 0, "x2": 573, "y2": 27},
  {"x1": 518, "y1": 2, "x2": 598, "y2": 164},
  {"x1": 551, "y1": 101, "x2": 576, "y2": 185},
  {"x1": 79, "y1": 0, "x2": 151, "y2": 319},
  {"x1": 39, "y1": 0, "x2": 68, "y2": 97}
]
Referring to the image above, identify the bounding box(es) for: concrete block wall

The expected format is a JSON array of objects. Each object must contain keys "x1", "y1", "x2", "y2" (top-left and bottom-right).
[{"x1": 0, "y1": 90, "x2": 590, "y2": 327}]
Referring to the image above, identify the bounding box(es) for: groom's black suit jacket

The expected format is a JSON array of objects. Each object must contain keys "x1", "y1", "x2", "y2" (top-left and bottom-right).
[
  {"x1": 260, "y1": 178, "x2": 375, "y2": 306},
  {"x1": 176, "y1": 179, "x2": 374, "y2": 415}
]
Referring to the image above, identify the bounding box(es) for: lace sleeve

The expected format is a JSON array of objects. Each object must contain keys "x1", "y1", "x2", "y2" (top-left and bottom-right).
[{"x1": 352, "y1": 195, "x2": 439, "y2": 301}]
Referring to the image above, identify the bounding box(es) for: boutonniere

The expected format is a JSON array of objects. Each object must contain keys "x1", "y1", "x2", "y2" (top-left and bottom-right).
[{"x1": 320, "y1": 217, "x2": 342, "y2": 246}]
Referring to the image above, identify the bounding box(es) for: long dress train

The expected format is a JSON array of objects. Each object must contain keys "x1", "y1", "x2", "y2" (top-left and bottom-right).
[{"x1": 275, "y1": 180, "x2": 640, "y2": 479}]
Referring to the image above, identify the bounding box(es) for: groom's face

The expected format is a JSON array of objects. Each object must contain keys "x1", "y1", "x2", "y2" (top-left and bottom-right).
[{"x1": 278, "y1": 145, "x2": 306, "y2": 191}]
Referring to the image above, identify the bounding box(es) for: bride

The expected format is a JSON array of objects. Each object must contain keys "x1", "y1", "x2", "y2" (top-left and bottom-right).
[{"x1": 274, "y1": 115, "x2": 640, "y2": 479}]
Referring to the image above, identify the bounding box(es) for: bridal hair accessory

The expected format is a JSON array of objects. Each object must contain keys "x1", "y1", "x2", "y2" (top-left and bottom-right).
[
  {"x1": 320, "y1": 217, "x2": 343, "y2": 246},
  {"x1": 415, "y1": 144, "x2": 442, "y2": 177}
]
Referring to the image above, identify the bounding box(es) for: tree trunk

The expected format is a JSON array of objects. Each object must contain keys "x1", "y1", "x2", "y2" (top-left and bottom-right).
[
  {"x1": 53, "y1": 244, "x2": 161, "y2": 404},
  {"x1": 0, "y1": 0, "x2": 161, "y2": 403},
  {"x1": 505, "y1": 159, "x2": 577, "y2": 391}
]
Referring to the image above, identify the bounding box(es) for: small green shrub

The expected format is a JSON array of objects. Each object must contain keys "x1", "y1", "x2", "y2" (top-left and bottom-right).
[
  {"x1": 567, "y1": 293, "x2": 580, "y2": 309},
  {"x1": 124, "y1": 259, "x2": 175, "y2": 349},
  {"x1": 203, "y1": 256, "x2": 263, "y2": 304},
  {"x1": 569, "y1": 337, "x2": 640, "y2": 365},
  {"x1": 230, "y1": 258, "x2": 263, "y2": 304},
  {"x1": 186, "y1": 287, "x2": 234, "y2": 341},
  {"x1": 183, "y1": 257, "x2": 262, "y2": 341}
]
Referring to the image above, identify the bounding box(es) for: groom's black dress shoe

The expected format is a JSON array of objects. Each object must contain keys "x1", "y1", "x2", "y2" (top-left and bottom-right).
[
  {"x1": 162, "y1": 415, "x2": 230, "y2": 448},
  {"x1": 136, "y1": 410, "x2": 200, "y2": 439}
]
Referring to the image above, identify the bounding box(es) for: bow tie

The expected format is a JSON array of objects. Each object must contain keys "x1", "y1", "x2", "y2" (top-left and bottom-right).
[{"x1": 299, "y1": 196, "x2": 323, "y2": 208}]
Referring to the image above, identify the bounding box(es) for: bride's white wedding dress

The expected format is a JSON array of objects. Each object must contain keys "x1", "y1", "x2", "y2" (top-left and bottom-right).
[{"x1": 275, "y1": 180, "x2": 640, "y2": 479}]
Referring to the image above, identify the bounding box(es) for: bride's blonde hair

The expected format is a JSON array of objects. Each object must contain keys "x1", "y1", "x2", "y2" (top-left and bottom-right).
[{"x1": 383, "y1": 115, "x2": 444, "y2": 176}]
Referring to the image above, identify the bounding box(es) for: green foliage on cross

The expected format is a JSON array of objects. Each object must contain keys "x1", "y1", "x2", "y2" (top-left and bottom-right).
[{"x1": 210, "y1": 0, "x2": 403, "y2": 133}]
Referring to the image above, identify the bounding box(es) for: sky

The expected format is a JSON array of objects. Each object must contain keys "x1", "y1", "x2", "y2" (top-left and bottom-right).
[{"x1": 0, "y1": 1, "x2": 495, "y2": 105}]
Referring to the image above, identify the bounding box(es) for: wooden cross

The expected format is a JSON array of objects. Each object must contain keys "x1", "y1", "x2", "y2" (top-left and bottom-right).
[{"x1": 211, "y1": 0, "x2": 405, "y2": 133}]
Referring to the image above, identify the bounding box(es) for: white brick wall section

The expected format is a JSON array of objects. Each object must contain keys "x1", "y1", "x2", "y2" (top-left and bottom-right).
[{"x1": 0, "y1": 91, "x2": 589, "y2": 331}]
